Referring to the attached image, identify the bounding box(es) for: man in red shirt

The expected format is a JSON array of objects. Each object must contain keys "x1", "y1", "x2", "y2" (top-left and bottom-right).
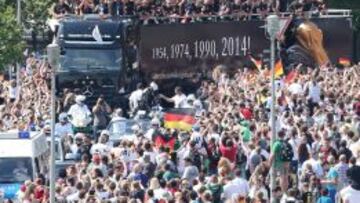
[
  {"x1": 219, "y1": 138, "x2": 238, "y2": 163},
  {"x1": 239, "y1": 103, "x2": 253, "y2": 120}
]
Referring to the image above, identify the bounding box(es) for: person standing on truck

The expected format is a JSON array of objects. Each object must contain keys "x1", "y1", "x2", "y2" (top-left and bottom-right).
[
  {"x1": 129, "y1": 83, "x2": 144, "y2": 114},
  {"x1": 68, "y1": 95, "x2": 92, "y2": 133},
  {"x1": 110, "y1": 0, "x2": 124, "y2": 16},
  {"x1": 79, "y1": 0, "x2": 96, "y2": 14},
  {"x1": 95, "y1": 0, "x2": 111, "y2": 16},
  {"x1": 160, "y1": 86, "x2": 187, "y2": 108},
  {"x1": 138, "y1": 82, "x2": 160, "y2": 112}
]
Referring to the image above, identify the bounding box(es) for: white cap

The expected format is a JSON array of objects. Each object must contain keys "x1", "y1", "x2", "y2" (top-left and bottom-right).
[
  {"x1": 58, "y1": 113, "x2": 68, "y2": 122},
  {"x1": 194, "y1": 100, "x2": 202, "y2": 107},
  {"x1": 131, "y1": 125, "x2": 140, "y2": 132},
  {"x1": 101, "y1": 130, "x2": 110, "y2": 136},
  {"x1": 151, "y1": 118, "x2": 160, "y2": 125},
  {"x1": 75, "y1": 95, "x2": 86, "y2": 103},
  {"x1": 75, "y1": 133, "x2": 84, "y2": 139},
  {"x1": 150, "y1": 81, "x2": 158, "y2": 91},
  {"x1": 187, "y1": 94, "x2": 196, "y2": 101}
]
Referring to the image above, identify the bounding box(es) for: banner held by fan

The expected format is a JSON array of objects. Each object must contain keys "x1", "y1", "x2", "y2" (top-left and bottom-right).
[{"x1": 163, "y1": 108, "x2": 196, "y2": 131}]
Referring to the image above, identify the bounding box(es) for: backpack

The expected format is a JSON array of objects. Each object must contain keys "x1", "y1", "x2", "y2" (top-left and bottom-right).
[{"x1": 280, "y1": 140, "x2": 294, "y2": 162}]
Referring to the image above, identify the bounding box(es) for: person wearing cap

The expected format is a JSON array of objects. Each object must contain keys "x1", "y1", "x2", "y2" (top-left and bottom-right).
[
  {"x1": 55, "y1": 112, "x2": 73, "y2": 138},
  {"x1": 67, "y1": 95, "x2": 92, "y2": 130}
]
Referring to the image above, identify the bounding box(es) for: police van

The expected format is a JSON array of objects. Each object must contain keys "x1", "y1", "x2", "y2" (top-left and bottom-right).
[{"x1": 0, "y1": 130, "x2": 49, "y2": 200}]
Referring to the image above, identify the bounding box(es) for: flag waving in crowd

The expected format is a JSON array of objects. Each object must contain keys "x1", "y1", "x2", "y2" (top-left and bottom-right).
[
  {"x1": 250, "y1": 56, "x2": 262, "y2": 72},
  {"x1": 274, "y1": 60, "x2": 284, "y2": 78},
  {"x1": 163, "y1": 108, "x2": 196, "y2": 131},
  {"x1": 338, "y1": 57, "x2": 351, "y2": 67}
]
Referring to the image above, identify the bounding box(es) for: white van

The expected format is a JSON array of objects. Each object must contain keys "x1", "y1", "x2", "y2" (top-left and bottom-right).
[{"x1": 0, "y1": 130, "x2": 49, "y2": 200}]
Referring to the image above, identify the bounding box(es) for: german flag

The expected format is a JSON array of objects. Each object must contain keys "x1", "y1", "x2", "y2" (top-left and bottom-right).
[
  {"x1": 164, "y1": 108, "x2": 196, "y2": 131},
  {"x1": 274, "y1": 60, "x2": 284, "y2": 78},
  {"x1": 250, "y1": 56, "x2": 262, "y2": 71},
  {"x1": 338, "y1": 57, "x2": 351, "y2": 67}
]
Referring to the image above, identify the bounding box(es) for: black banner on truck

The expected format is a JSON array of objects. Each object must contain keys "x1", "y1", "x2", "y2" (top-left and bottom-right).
[{"x1": 140, "y1": 17, "x2": 353, "y2": 80}]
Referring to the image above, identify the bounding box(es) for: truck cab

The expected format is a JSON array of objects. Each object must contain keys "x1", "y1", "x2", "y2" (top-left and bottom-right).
[
  {"x1": 0, "y1": 131, "x2": 49, "y2": 200},
  {"x1": 56, "y1": 15, "x2": 137, "y2": 105}
]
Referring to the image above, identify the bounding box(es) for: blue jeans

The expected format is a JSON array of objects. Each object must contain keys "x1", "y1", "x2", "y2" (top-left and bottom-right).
[{"x1": 327, "y1": 187, "x2": 336, "y2": 203}]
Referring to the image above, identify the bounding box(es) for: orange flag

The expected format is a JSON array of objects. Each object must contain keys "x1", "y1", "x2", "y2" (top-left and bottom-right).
[
  {"x1": 274, "y1": 60, "x2": 284, "y2": 78},
  {"x1": 338, "y1": 57, "x2": 351, "y2": 67}
]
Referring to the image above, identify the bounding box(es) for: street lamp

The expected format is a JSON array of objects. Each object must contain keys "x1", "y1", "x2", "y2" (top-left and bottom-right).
[
  {"x1": 266, "y1": 14, "x2": 280, "y2": 203},
  {"x1": 47, "y1": 42, "x2": 60, "y2": 203}
]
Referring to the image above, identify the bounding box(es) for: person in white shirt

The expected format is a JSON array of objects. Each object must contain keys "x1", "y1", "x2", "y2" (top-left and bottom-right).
[
  {"x1": 340, "y1": 166, "x2": 360, "y2": 203},
  {"x1": 129, "y1": 83, "x2": 144, "y2": 113},
  {"x1": 302, "y1": 153, "x2": 324, "y2": 178},
  {"x1": 67, "y1": 95, "x2": 92, "y2": 128},
  {"x1": 90, "y1": 131, "x2": 111, "y2": 155},
  {"x1": 190, "y1": 125, "x2": 203, "y2": 149},
  {"x1": 306, "y1": 79, "x2": 321, "y2": 104},
  {"x1": 223, "y1": 169, "x2": 249, "y2": 200},
  {"x1": 55, "y1": 112, "x2": 73, "y2": 138},
  {"x1": 154, "y1": 179, "x2": 172, "y2": 201},
  {"x1": 8, "y1": 80, "x2": 18, "y2": 102},
  {"x1": 287, "y1": 79, "x2": 303, "y2": 95},
  {"x1": 160, "y1": 86, "x2": 187, "y2": 108}
]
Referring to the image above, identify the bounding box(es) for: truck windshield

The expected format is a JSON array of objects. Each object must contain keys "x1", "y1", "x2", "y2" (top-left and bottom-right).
[
  {"x1": 0, "y1": 158, "x2": 33, "y2": 183},
  {"x1": 60, "y1": 49, "x2": 122, "y2": 70}
]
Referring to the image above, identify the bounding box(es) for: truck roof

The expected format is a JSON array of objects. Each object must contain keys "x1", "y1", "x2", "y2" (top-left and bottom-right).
[
  {"x1": 58, "y1": 15, "x2": 129, "y2": 48},
  {"x1": 0, "y1": 130, "x2": 48, "y2": 158}
]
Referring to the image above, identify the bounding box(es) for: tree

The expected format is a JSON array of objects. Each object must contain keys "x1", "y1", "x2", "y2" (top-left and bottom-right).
[
  {"x1": 23, "y1": 0, "x2": 54, "y2": 45},
  {"x1": 0, "y1": 0, "x2": 25, "y2": 70}
]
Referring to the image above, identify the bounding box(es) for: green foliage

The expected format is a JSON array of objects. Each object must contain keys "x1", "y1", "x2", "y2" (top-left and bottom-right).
[
  {"x1": 0, "y1": 0, "x2": 25, "y2": 70},
  {"x1": 23, "y1": 0, "x2": 54, "y2": 34},
  {"x1": 328, "y1": 0, "x2": 360, "y2": 9}
]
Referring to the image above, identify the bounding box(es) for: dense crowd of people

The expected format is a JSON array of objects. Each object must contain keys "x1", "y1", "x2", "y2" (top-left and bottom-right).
[
  {"x1": 50, "y1": 0, "x2": 327, "y2": 22},
  {"x1": 0, "y1": 55, "x2": 51, "y2": 132},
  {"x1": 3, "y1": 50, "x2": 360, "y2": 202}
]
